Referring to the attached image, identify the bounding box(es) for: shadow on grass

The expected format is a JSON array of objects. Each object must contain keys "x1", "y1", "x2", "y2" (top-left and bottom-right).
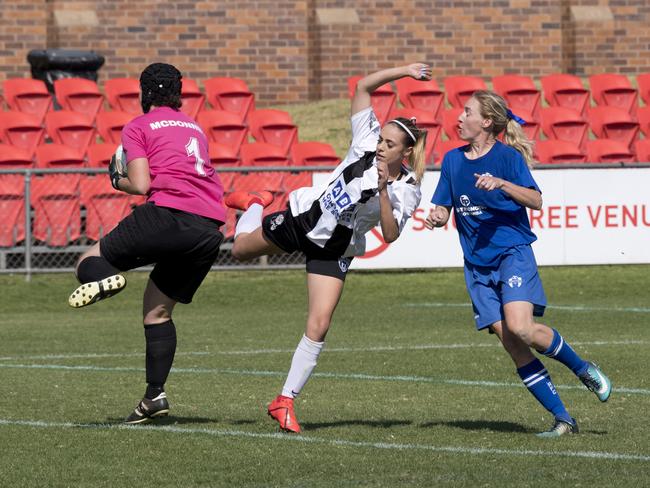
[
  {"x1": 102, "y1": 416, "x2": 218, "y2": 426},
  {"x1": 302, "y1": 419, "x2": 412, "y2": 431},
  {"x1": 420, "y1": 419, "x2": 609, "y2": 436},
  {"x1": 420, "y1": 419, "x2": 535, "y2": 434}
]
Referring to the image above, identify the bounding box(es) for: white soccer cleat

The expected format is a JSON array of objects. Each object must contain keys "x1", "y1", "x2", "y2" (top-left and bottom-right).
[{"x1": 68, "y1": 274, "x2": 127, "y2": 308}]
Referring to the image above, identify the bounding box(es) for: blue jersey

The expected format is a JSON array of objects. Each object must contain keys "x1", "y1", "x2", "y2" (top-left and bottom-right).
[{"x1": 431, "y1": 141, "x2": 540, "y2": 267}]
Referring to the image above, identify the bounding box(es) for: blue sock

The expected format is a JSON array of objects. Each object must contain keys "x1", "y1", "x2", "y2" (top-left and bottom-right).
[
  {"x1": 541, "y1": 329, "x2": 588, "y2": 376},
  {"x1": 517, "y1": 358, "x2": 572, "y2": 423}
]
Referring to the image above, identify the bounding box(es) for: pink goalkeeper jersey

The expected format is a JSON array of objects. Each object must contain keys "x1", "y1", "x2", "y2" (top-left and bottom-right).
[{"x1": 121, "y1": 106, "x2": 226, "y2": 222}]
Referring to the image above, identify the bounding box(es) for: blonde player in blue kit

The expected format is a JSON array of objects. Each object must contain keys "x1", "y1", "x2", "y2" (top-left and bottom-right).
[{"x1": 426, "y1": 90, "x2": 611, "y2": 437}]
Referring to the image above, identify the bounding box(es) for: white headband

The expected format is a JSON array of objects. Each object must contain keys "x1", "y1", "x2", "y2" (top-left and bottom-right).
[{"x1": 389, "y1": 119, "x2": 416, "y2": 143}]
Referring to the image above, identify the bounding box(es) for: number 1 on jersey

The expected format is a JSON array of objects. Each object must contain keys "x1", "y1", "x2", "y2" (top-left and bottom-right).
[{"x1": 186, "y1": 136, "x2": 208, "y2": 176}]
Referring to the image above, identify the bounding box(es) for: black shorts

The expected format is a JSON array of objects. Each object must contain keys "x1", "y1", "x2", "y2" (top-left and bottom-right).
[
  {"x1": 262, "y1": 209, "x2": 353, "y2": 281},
  {"x1": 100, "y1": 203, "x2": 224, "y2": 304}
]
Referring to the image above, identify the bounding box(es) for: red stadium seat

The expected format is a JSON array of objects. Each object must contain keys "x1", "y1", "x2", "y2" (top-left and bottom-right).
[
  {"x1": 394, "y1": 77, "x2": 444, "y2": 121},
  {"x1": 347, "y1": 76, "x2": 396, "y2": 125},
  {"x1": 35, "y1": 144, "x2": 85, "y2": 168},
  {"x1": 104, "y1": 78, "x2": 142, "y2": 115},
  {"x1": 3, "y1": 78, "x2": 52, "y2": 123},
  {"x1": 238, "y1": 142, "x2": 288, "y2": 193},
  {"x1": 442, "y1": 108, "x2": 462, "y2": 140},
  {"x1": 588, "y1": 106, "x2": 639, "y2": 149},
  {"x1": 637, "y1": 73, "x2": 650, "y2": 106},
  {"x1": 391, "y1": 108, "x2": 441, "y2": 165},
  {"x1": 586, "y1": 139, "x2": 635, "y2": 163},
  {"x1": 87, "y1": 143, "x2": 118, "y2": 167},
  {"x1": 492, "y1": 75, "x2": 541, "y2": 120},
  {"x1": 198, "y1": 110, "x2": 248, "y2": 152},
  {"x1": 0, "y1": 111, "x2": 45, "y2": 157},
  {"x1": 634, "y1": 139, "x2": 650, "y2": 162},
  {"x1": 434, "y1": 139, "x2": 467, "y2": 165},
  {"x1": 53, "y1": 78, "x2": 104, "y2": 121},
  {"x1": 180, "y1": 78, "x2": 205, "y2": 120},
  {"x1": 541, "y1": 107, "x2": 589, "y2": 150},
  {"x1": 534, "y1": 140, "x2": 587, "y2": 164},
  {"x1": 217, "y1": 173, "x2": 236, "y2": 195},
  {"x1": 444, "y1": 76, "x2": 487, "y2": 109},
  {"x1": 283, "y1": 171, "x2": 312, "y2": 192},
  {"x1": 45, "y1": 110, "x2": 96, "y2": 154},
  {"x1": 221, "y1": 208, "x2": 238, "y2": 239},
  {"x1": 232, "y1": 172, "x2": 284, "y2": 194},
  {"x1": 31, "y1": 174, "x2": 82, "y2": 246},
  {"x1": 290, "y1": 141, "x2": 340, "y2": 167},
  {"x1": 637, "y1": 106, "x2": 650, "y2": 138},
  {"x1": 208, "y1": 143, "x2": 240, "y2": 167},
  {"x1": 589, "y1": 74, "x2": 638, "y2": 116},
  {"x1": 80, "y1": 176, "x2": 132, "y2": 241},
  {"x1": 203, "y1": 77, "x2": 255, "y2": 122},
  {"x1": 240, "y1": 142, "x2": 290, "y2": 167},
  {"x1": 0, "y1": 174, "x2": 25, "y2": 246},
  {"x1": 248, "y1": 110, "x2": 298, "y2": 155},
  {"x1": 96, "y1": 111, "x2": 133, "y2": 144},
  {"x1": 0, "y1": 144, "x2": 33, "y2": 169},
  {"x1": 541, "y1": 74, "x2": 590, "y2": 116}
]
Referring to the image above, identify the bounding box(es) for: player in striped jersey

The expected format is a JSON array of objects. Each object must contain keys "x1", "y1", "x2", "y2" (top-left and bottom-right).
[{"x1": 225, "y1": 63, "x2": 431, "y2": 432}]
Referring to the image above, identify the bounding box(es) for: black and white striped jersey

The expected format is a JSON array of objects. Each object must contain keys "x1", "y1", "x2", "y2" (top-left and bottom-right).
[{"x1": 288, "y1": 107, "x2": 422, "y2": 257}]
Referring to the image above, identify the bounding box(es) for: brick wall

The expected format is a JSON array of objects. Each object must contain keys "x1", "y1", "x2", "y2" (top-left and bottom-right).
[
  {"x1": 0, "y1": 1, "x2": 648, "y2": 105},
  {"x1": 0, "y1": 0, "x2": 47, "y2": 79},
  {"x1": 562, "y1": 0, "x2": 650, "y2": 76}
]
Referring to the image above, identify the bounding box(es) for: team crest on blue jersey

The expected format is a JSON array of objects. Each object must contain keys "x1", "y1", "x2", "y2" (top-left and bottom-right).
[
  {"x1": 507, "y1": 275, "x2": 523, "y2": 288},
  {"x1": 458, "y1": 194, "x2": 485, "y2": 217},
  {"x1": 270, "y1": 214, "x2": 285, "y2": 231}
]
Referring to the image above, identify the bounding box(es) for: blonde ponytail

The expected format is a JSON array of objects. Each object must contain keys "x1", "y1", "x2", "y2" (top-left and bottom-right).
[
  {"x1": 388, "y1": 117, "x2": 427, "y2": 182},
  {"x1": 408, "y1": 131, "x2": 427, "y2": 182},
  {"x1": 504, "y1": 119, "x2": 535, "y2": 168},
  {"x1": 472, "y1": 90, "x2": 537, "y2": 168}
]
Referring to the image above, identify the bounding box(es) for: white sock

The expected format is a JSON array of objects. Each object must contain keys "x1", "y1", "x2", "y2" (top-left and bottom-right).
[
  {"x1": 281, "y1": 335, "x2": 324, "y2": 398},
  {"x1": 234, "y1": 203, "x2": 263, "y2": 237}
]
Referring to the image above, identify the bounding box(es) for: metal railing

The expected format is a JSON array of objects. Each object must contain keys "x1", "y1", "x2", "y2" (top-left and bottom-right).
[{"x1": 1, "y1": 162, "x2": 648, "y2": 279}]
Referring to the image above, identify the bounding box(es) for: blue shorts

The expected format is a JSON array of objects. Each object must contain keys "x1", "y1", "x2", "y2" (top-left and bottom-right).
[{"x1": 463, "y1": 244, "x2": 547, "y2": 331}]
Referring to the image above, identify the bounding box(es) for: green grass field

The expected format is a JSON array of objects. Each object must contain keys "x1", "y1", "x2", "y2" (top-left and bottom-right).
[{"x1": 1, "y1": 266, "x2": 649, "y2": 487}]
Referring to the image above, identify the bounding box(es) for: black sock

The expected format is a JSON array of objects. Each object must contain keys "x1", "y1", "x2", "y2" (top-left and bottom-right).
[
  {"x1": 144, "y1": 320, "x2": 177, "y2": 399},
  {"x1": 76, "y1": 256, "x2": 119, "y2": 283}
]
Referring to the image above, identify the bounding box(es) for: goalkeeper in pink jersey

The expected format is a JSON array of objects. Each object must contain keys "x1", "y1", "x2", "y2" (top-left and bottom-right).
[{"x1": 68, "y1": 63, "x2": 226, "y2": 424}]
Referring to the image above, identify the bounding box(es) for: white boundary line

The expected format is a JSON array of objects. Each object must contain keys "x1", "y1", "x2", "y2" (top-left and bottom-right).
[
  {"x1": 0, "y1": 418, "x2": 648, "y2": 462},
  {"x1": 403, "y1": 302, "x2": 650, "y2": 313},
  {"x1": 1, "y1": 362, "x2": 648, "y2": 396},
  {"x1": 0, "y1": 339, "x2": 643, "y2": 362}
]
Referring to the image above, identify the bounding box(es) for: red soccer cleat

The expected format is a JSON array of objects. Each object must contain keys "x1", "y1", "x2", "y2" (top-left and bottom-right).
[
  {"x1": 267, "y1": 394, "x2": 301, "y2": 433},
  {"x1": 224, "y1": 190, "x2": 274, "y2": 210}
]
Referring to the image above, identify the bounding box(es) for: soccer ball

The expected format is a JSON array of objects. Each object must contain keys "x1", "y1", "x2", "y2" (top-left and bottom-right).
[{"x1": 112, "y1": 144, "x2": 128, "y2": 175}]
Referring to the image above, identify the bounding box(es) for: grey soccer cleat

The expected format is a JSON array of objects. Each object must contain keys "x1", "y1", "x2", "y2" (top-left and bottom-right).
[
  {"x1": 578, "y1": 361, "x2": 612, "y2": 402},
  {"x1": 68, "y1": 274, "x2": 127, "y2": 308},
  {"x1": 124, "y1": 392, "x2": 170, "y2": 425},
  {"x1": 536, "y1": 417, "x2": 579, "y2": 438}
]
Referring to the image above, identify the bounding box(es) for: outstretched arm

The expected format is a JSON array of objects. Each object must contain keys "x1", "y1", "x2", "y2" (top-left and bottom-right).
[{"x1": 351, "y1": 63, "x2": 432, "y2": 117}]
